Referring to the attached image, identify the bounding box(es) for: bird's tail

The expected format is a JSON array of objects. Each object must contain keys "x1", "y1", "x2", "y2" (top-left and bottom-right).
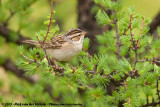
[{"x1": 23, "y1": 40, "x2": 40, "y2": 45}]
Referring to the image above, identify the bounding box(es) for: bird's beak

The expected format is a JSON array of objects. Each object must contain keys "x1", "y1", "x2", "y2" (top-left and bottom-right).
[{"x1": 82, "y1": 32, "x2": 87, "y2": 36}]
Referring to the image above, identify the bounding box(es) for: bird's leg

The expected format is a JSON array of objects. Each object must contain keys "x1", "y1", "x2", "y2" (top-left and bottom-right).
[
  {"x1": 53, "y1": 58, "x2": 59, "y2": 69},
  {"x1": 50, "y1": 58, "x2": 64, "y2": 72}
]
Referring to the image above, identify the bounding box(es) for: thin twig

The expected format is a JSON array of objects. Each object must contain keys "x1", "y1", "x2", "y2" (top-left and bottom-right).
[
  {"x1": 21, "y1": 53, "x2": 40, "y2": 65},
  {"x1": 36, "y1": 36, "x2": 51, "y2": 66},
  {"x1": 124, "y1": 80, "x2": 131, "y2": 106},
  {"x1": 1, "y1": 59, "x2": 36, "y2": 83},
  {"x1": 3, "y1": 1, "x2": 35, "y2": 26},
  {"x1": 147, "y1": 97, "x2": 149, "y2": 105},
  {"x1": 4, "y1": 11, "x2": 15, "y2": 26},
  {"x1": 111, "y1": 10, "x2": 121, "y2": 60},
  {"x1": 142, "y1": 101, "x2": 160, "y2": 107},
  {"x1": 83, "y1": 47, "x2": 91, "y2": 58},
  {"x1": 140, "y1": 16, "x2": 145, "y2": 35},
  {"x1": 137, "y1": 59, "x2": 160, "y2": 64},
  {"x1": 149, "y1": 12, "x2": 160, "y2": 34},
  {"x1": 115, "y1": 19, "x2": 121, "y2": 60},
  {"x1": 137, "y1": 59, "x2": 147, "y2": 62},
  {"x1": 79, "y1": 83, "x2": 92, "y2": 89},
  {"x1": 43, "y1": 0, "x2": 54, "y2": 43},
  {"x1": 129, "y1": 13, "x2": 134, "y2": 41},
  {"x1": 123, "y1": 27, "x2": 129, "y2": 35},
  {"x1": 129, "y1": 13, "x2": 139, "y2": 69},
  {"x1": 128, "y1": 96, "x2": 131, "y2": 106},
  {"x1": 142, "y1": 79, "x2": 160, "y2": 106},
  {"x1": 157, "y1": 79, "x2": 160, "y2": 102}
]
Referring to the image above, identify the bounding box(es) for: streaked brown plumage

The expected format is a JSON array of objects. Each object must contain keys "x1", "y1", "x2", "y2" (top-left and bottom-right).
[{"x1": 23, "y1": 28, "x2": 87, "y2": 61}]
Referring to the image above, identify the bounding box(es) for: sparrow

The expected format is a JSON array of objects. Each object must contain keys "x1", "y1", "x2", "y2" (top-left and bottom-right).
[{"x1": 23, "y1": 28, "x2": 87, "y2": 61}]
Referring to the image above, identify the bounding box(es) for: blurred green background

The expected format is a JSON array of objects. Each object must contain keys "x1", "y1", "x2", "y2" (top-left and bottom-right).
[
  {"x1": 7, "y1": 0, "x2": 160, "y2": 38},
  {"x1": 0, "y1": 0, "x2": 160, "y2": 103}
]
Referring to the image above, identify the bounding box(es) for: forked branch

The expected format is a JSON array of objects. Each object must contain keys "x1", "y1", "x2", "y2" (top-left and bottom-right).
[{"x1": 43, "y1": 0, "x2": 54, "y2": 43}]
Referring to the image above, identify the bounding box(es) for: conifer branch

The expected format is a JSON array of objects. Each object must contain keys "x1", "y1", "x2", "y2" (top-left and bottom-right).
[
  {"x1": 124, "y1": 80, "x2": 131, "y2": 106},
  {"x1": 147, "y1": 97, "x2": 149, "y2": 105},
  {"x1": 137, "y1": 58, "x2": 160, "y2": 64},
  {"x1": 112, "y1": 10, "x2": 121, "y2": 60},
  {"x1": 149, "y1": 12, "x2": 160, "y2": 34},
  {"x1": 129, "y1": 13, "x2": 139, "y2": 69},
  {"x1": 0, "y1": 1, "x2": 36, "y2": 48},
  {"x1": 4, "y1": 11, "x2": 15, "y2": 26},
  {"x1": 3, "y1": 0, "x2": 159, "y2": 106},
  {"x1": 0, "y1": 25, "x2": 34, "y2": 47},
  {"x1": 83, "y1": 47, "x2": 91, "y2": 58},
  {"x1": 123, "y1": 26, "x2": 130, "y2": 35},
  {"x1": 21, "y1": 53, "x2": 41, "y2": 65},
  {"x1": 157, "y1": 79, "x2": 160, "y2": 102},
  {"x1": 137, "y1": 59, "x2": 151, "y2": 62},
  {"x1": 142, "y1": 101, "x2": 160, "y2": 107},
  {"x1": 43, "y1": 0, "x2": 54, "y2": 43},
  {"x1": 35, "y1": 0, "x2": 55, "y2": 68},
  {"x1": 142, "y1": 100, "x2": 160, "y2": 107},
  {"x1": 115, "y1": 23, "x2": 121, "y2": 60},
  {"x1": 1, "y1": 59, "x2": 36, "y2": 83},
  {"x1": 0, "y1": 59, "x2": 59, "y2": 100},
  {"x1": 3, "y1": 1, "x2": 35, "y2": 26},
  {"x1": 129, "y1": 13, "x2": 134, "y2": 40},
  {"x1": 142, "y1": 95, "x2": 160, "y2": 106},
  {"x1": 141, "y1": 16, "x2": 145, "y2": 35},
  {"x1": 80, "y1": 83, "x2": 92, "y2": 89},
  {"x1": 142, "y1": 78, "x2": 160, "y2": 106},
  {"x1": 36, "y1": 36, "x2": 51, "y2": 66}
]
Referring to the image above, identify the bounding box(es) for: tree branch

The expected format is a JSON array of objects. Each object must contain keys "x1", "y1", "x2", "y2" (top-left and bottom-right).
[
  {"x1": 0, "y1": 24, "x2": 34, "y2": 47},
  {"x1": 149, "y1": 12, "x2": 160, "y2": 34},
  {"x1": 21, "y1": 53, "x2": 41, "y2": 66},
  {"x1": 142, "y1": 101, "x2": 160, "y2": 107},
  {"x1": 78, "y1": 0, "x2": 111, "y2": 55},
  {"x1": 4, "y1": 11, "x2": 15, "y2": 26},
  {"x1": 1, "y1": 59, "x2": 36, "y2": 83},
  {"x1": 129, "y1": 13, "x2": 139, "y2": 69},
  {"x1": 0, "y1": 58, "x2": 57, "y2": 99},
  {"x1": 36, "y1": 36, "x2": 51, "y2": 66},
  {"x1": 43, "y1": 0, "x2": 54, "y2": 43},
  {"x1": 114, "y1": 19, "x2": 121, "y2": 60}
]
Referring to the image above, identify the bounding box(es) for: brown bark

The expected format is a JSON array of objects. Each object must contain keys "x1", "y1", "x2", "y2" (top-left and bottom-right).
[
  {"x1": 0, "y1": 24, "x2": 34, "y2": 47},
  {"x1": 78, "y1": 0, "x2": 110, "y2": 55},
  {"x1": 149, "y1": 12, "x2": 160, "y2": 34},
  {"x1": 1, "y1": 59, "x2": 55, "y2": 99},
  {"x1": 1, "y1": 59, "x2": 36, "y2": 83}
]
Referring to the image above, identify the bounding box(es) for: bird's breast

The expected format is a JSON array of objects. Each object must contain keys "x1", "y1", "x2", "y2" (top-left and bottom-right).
[{"x1": 46, "y1": 42, "x2": 83, "y2": 61}]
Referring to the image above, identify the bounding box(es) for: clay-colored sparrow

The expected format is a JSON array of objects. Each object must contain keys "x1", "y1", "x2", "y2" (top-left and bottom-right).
[{"x1": 23, "y1": 28, "x2": 87, "y2": 61}]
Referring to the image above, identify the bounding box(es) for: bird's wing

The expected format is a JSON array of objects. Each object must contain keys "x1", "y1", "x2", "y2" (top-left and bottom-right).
[{"x1": 45, "y1": 35, "x2": 67, "y2": 49}]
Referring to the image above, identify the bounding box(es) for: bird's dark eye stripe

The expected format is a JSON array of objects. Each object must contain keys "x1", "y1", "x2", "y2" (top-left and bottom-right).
[
  {"x1": 73, "y1": 34, "x2": 81, "y2": 37},
  {"x1": 67, "y1": 30, "x2": 82, "y2": 35}
]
